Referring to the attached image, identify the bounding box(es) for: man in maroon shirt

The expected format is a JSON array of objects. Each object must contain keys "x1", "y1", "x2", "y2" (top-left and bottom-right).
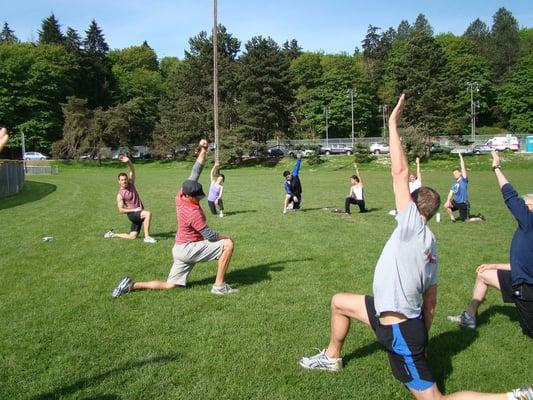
[
  {"x1": 104, "y1": 155, "x2": 156, "y2": 243},
  {"x1": 112, "y1": 139, "x2": 237, "y2": 297}
]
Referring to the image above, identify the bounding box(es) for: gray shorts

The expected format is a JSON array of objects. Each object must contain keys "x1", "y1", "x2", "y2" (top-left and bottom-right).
[{"x1": 167, "y1": 240, "x2": 225, "y2": 286}]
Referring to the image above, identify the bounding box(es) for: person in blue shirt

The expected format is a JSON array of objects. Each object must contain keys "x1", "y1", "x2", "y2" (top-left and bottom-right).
[
  {"x1": 283, "y1": 153, "x2": 302, "y2": 214},
  {"x1": 443, "y1": 152, "x2": 483, "y2": 222},
  {"x1": 448, "y1": 151, "x2": 533, "y2": 338}
]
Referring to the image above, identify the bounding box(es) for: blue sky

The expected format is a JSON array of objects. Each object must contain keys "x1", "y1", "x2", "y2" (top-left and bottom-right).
[{"x1": 2, "y1": 1, "x2": 531, "y2": 58}]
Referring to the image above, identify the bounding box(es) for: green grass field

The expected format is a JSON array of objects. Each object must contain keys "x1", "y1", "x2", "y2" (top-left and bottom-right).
[{"x1": 1, "y1": 154, "x2": 532, "y2": 399}]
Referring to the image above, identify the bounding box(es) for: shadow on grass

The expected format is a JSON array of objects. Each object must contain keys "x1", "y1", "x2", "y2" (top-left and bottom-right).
[
  {"x1": 32, "y1": 354, "x2": 179, "y2": 400},
  {"x1": 0, "y1": 180, "x2": 56, "y2": 210},
  {"x1": 189, "y1": 258, "x2": 310, "y2": 288},
  {"x1": 343, "y1": 341, "x2": 383, "y2": 367},
  {"x1": 222, "y1": 209, "x2": 257, "y2": 216},
  {"x1": 476, "y1": 304, "x2": 518, "y2": 326}
]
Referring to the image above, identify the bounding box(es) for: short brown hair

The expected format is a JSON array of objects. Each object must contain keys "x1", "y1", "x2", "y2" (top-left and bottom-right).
[{"x1": 411, "y1": 187, "x2": 441, "y2": 220}]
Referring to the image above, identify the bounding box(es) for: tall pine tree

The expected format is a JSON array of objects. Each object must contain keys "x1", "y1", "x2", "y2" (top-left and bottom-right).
[
  {"x1": 0, "y1": 22, "x2": 18, "y2": 43},
  {"x1": 38, "y1": 13, "x2": 64, "y2": 44}
]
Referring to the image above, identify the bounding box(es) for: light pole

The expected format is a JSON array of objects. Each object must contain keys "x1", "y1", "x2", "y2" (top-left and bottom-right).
[
  {"x1": 378, "y1": 105, "x2": 388, "y2": 138},
  {"x1": 466, "y1": 81, "x2": 480, "y2": 144},
  {"x1": 323, "y1": 105, "x2": 330, "y2": 146},
  {"x1": 347, "y1": 88, "x2": 356, "y2": 148}
]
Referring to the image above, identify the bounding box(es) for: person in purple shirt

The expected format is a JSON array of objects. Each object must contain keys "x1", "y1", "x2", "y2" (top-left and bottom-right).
[
  {"x1": 208, "y1": 162, "x2": 225, "y2": 218},
  {"x1": 283, "y1": 153, "x2": 302, "y2": 214},
  {"x1": 448, "y1": 151, "x2": 533, "y2": 337}
]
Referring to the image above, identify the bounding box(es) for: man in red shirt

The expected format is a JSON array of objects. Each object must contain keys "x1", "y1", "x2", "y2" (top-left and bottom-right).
[
  {"x1": 104, "y1": 155, "x2": 156, "y2": 244},
  {"x1": 112, "y1": 139, "x2": 237, "y2": 297}
]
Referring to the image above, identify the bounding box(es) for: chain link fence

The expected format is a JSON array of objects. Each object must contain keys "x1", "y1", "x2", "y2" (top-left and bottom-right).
[{"x1": 0, "y1": 161, "x2": 25, "y2": 198}]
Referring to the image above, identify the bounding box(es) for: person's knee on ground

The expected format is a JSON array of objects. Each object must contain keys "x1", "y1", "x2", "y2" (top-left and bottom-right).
[{"x1": 129, "y1": 231, "x2": 139, "y2": 239}]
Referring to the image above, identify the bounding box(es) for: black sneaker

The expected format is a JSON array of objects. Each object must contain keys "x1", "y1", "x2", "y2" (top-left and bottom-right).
[{"x1": 112, "y1": 276, "x2": 134, "y2": 298}]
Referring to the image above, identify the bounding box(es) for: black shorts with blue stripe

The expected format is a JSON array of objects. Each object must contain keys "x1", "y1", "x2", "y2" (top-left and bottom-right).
[{"x1": 365, "y1": 296, "x2": 434, "y2": 391}]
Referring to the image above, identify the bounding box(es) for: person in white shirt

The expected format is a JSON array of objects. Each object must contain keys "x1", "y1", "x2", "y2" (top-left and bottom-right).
[{"x1": 344, "y1": 162, "x2": 368, "y2": 214}]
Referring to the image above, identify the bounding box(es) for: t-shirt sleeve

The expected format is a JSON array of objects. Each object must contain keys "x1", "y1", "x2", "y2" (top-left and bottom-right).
[{"x1": 395, "y1": 201, "x2": 424, "y2": 241}]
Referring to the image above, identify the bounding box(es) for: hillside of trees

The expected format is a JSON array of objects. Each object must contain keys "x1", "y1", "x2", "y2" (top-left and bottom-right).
[{"x1": 0, "y1": 8, "x2": 531, "y2": 161}]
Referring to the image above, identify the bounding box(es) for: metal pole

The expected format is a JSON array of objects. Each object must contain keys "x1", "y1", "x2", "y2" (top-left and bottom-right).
[
  {"x1": 349, "y1": 89, "x2": 355, "y2": 148},
  {"x1": 323, "y1": 106, "x2": 329, "y2": 146},
  {"x1": 213, "y1": 0, "x2": 219, "y2": 163}
]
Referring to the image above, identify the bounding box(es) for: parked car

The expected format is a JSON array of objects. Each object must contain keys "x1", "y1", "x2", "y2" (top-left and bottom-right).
[
  {"x1": 288, "y1": 148, "x2": 315, "y2": 158},
  {"x1": 24, "y1": 151, "x2": 48, "y2": 160},
  {"x1": 430, "y1": 143, "x2": 452, "y2": 154},
  {"x1": 267, "y1": 148, "x2": 285, "y2": 157},
  {"x1": 319, "y1": 144, "x2": 353, "y2": 155},
  {"x1": 485, "y1": 135, "x2": 520, "y2": 151},
  {"x1": 369, "y1": 142, "x2": 390, "y2": 154},
  {"x1": 451, "y1": 147, "x2": 473, "y2": 155},
  {"x1": 472, "y1": 144, "x2": 493, "y2": 155}
]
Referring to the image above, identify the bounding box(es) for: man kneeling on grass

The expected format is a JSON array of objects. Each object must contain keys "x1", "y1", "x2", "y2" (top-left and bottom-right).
[
  {"x1": 298, "y1": 94, "x2": 532, "y2": 400},
  {"x1": 112, "y1": 139, "x2": 237, "y2": 297}
]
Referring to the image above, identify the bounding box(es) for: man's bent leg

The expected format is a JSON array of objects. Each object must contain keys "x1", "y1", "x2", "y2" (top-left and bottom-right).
[
  {"x1": 141, "y1": 210, "x2": 153, "y2": 238},
  {"x1": 133, "y1": 281, "x2": 180, "y2": 290},
  {"x1": 466, "y1": 268, "x2": 500, "y2": 317},
  {"x1": 325, "y1": 293, "x2": 370, "y2": 358},
  {"x1": 112, "y1": 231, "x2": 138, "y2": 240},
  {"x1": 214, "y1": 238, "x2": 234, "y2": 286}
]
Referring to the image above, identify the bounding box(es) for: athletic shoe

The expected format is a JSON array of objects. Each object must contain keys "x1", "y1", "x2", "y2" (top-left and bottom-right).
[
  {"x1": 210, "y1": 283, "x2": 238, "y2": 295},
  {"x1": 104, "y1": 230, "x2": 114, "y2": 239},
  {"x1": 450, "y1": 218, "x2": 456, "y2": 223},
  {"x1": 447, "y1": 311, "x2": 476, "y2": 329},
  {"x1": 287, "y1": 203, "x2": 294, "y2": 210},
  {"x1": 143, "y1": 236, "x2": 157, "y2": 244},
  {"x1": 388, "y1": 210, "x2": 397, "y2": 216},
  {"x1": 112, "y1": 276, "x2": 134, "y2": 298},
  {"x1": 298, "y1": 349, "x2": 343, "y2": 372},
  {"x1": 511, "y1": 386, "x2": 533, "y2": 400},
  {"x1": 219, "y1": 211, "x2": 224, "y2": 218},
  {"x1": 283, "y1": 209, "x2": 287, "y2": 214}
]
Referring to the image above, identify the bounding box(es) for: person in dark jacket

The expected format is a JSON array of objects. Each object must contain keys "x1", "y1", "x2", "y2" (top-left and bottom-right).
[
  {"x1": 448, "y1": 150, "x2": 533, "y2": 337},
  {"x1": 283, "y1": 154, "x2": 302, "y2": 213}
]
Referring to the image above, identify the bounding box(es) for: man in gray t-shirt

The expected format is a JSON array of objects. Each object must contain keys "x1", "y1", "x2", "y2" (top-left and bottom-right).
[{"x1": 299, "y1": 94, "x2": 528, "y2": 400}]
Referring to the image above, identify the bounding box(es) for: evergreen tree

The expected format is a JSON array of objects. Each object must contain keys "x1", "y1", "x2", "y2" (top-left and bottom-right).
[
  {"x1": 84, "y1": 19, "x2": 109, "y2": 54},
  {"x1": 413, "y1": 14, "x2": 434, "y2": 37},
  {"x1": 397, "y1": 20, "x2": 412, "y2": 40},
  {"x1": 38, "y1": 13, "x2": 64, "y2": 45},
  {"x1": 489, "y1": 7, "x2": 520, "y2": 80},
  {"x1": 65, "y1": 27, "x2": 82, "y2": 52},
  {"x1": 282, "y1": 39, "x2": 302, "y2": 61},
  {"x1": 237, "y1": 36, "x2": 292, "y2": 143},
  {"x1": 0, "y1": 22, "x2": 18, "y2": 44}
]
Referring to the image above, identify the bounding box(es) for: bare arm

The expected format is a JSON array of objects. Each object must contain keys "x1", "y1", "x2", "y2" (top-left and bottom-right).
[
  {"x1": 459, "y1": 152, "x2": 467, "y2": 179},
  {"x1": 416, "y1": 157, "x2": 421, "y2": 185},
  {"x1": 491, "y1": 151, "x2": 508, "y2": 188},
  {"x1": 116, "y1": 194, "x2": 141, "y2": 214},
  {"x1": 388, "y1": 94, "x2": 410, "y2": 212},
  {"x1": 0, "y1": 127, "x2": 9, "y2": 152},
  {"x1": 476, "y1": 263, "x2": 511, "y2": 273},
  {"x1": 444, "y1": 190, "x2": 454, "y2": 208},
  {"x1": 422, "y1": 285, "x2": 437, "y2": 331},
  {"x1": 210, "y1": 162, "x2": 219, "y2": 182},
  {"x1": 354, "y1": 162, "x2": 362, "y2": 185},
  {"x1": 216, "y1": 185, "x2": 224, "y2": 201},
  {"x1": 119, "y1": 155, "x2": 135, "y2": 184}
]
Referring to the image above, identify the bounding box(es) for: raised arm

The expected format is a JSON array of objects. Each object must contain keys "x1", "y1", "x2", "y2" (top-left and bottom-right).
[
  {"x1": 491, "y1": 151, "x2": 508, "y2": 189},
  {"x1": 388, "y1": 93, "x2": 411, "y2": 212},
  {"x1": 210, "y1": 162, "x2": 220, "y2": 182},
  {"x1": 119, "y1": 155, "x2": 135, "y2": 183},
  {"x1": 292, "y1": 154, "x2": 302, "y2": 176},
  {"x1": 492, "y1": 151, "x2": 532, "y2": 228},
  {"x1": 459, "y1": 152, "x2": 467, "y2": 179},
  {"x1": 188, "y1": 139, "x2": 209, "y2": 182},
  {"x1": 0, "y1": 127, "x2": 9, "y2": 152},
  {"x1": 354, "y1": 162, "x2": 363, "y2": 185},
  {"x1": 416, "y1": 157, "x2": 421, "y2": 185}
]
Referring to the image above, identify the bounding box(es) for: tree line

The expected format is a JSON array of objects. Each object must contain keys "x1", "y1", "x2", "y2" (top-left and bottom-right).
[{"x1": 0, "y1": 8, "x2": 531, "y2": 161}]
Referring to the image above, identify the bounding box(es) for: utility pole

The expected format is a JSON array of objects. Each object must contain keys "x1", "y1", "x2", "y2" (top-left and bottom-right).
[
  {"x1": 213, "y1": 0, "x2": 219, "y2": 163},
  {"x1": 379, "y1": 105, "x2": 388, "y2": 138},
  {"x1": 323, "y1": 105, "x2": 330, "y2": 146},
  {"x1": 466, "y1": 81, "x2": 479, "y2": 144},
  {"x1": 348, "y1": 88, "x2": 356, "y2": 148}
]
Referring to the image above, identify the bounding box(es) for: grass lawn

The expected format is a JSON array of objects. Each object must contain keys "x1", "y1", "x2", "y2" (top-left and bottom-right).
[{"x1": 1, "y1": 154, "x2": 532, "y2": 399}]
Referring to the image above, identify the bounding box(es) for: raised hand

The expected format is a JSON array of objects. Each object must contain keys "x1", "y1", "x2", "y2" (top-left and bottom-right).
[
  {"x1": 199, "y1": 139, "x2": 209, "y2": 150},
  {"x1": 491, "y1": 150, "x2": 500, "y2": 167},
  {"x1": 389, "y1": 93, "x2": 406, "y2": 127},
  {"x1": 118, "y1": 155, "x2": 130, "y2": 163}
]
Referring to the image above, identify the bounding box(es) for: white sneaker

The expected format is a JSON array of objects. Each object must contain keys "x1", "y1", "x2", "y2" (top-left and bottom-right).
[
  {"x1": 283, "y1": 209, "x2": 287, "y2": 214},
  {"x1": 210, "y1": 283, "x2": 238, "y2": 295},
  {"x1": 298, "y1": 349, "x2": 342, "y2": 372},
  {"x1": 219, "y1": 211, "x2": 224, "y2": 218},
  {"x1": 287, "y1": 203, "x2": 294, "y2": 210},
  {"x1": 388, "y1": 210, "x2": 397, "y2": 216},
  {"x1": 143, "y1": 237, "x2": 157, "y2": 244},
  {"x1": 511, "y1": 386, "x2": 533, "y2": 400},
  {"x1": 104, "y1": 230, "x2": 114, "y2": 239}
]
